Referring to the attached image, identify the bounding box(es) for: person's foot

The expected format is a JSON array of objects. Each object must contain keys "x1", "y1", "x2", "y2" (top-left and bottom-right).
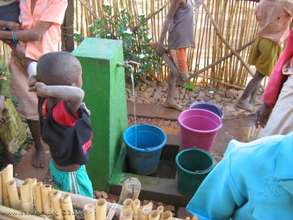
[
  {"x1": 164, "y1": 100, "x2": 184, "y2": 111},
  {"x1": 32, "y1": 146, "x2": 46, "y2": 168},
  {"x1": 236, "y1": 99, "x2": 254, "y2": 112}
]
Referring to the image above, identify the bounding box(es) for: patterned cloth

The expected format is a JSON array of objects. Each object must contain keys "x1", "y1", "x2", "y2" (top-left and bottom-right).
[{"x1": 0, "y1": 98, "x2": 27, "y2": 153}]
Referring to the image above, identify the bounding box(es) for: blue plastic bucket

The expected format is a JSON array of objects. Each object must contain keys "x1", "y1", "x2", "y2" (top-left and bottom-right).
[
  {"x1": 190, "y1": 102, "x2": 224, "y2": 119},
  {"x1": 123, "y1": 124, "x2": 167, "y2": 175}
]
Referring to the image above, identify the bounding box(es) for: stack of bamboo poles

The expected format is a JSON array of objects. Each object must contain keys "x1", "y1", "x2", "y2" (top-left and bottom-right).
[
  {"x1": 0, "y1": 164, "x2": 193, "y2": 220},
  {"x1": 0, "y1": 164, "x2": 108, "y2": 220},
  {"x1": 0, "y1": 164, "x2": 77, "y2": 219},
  {"x1": 117, "y1": 199, "x2": 198, "y2": 220}
]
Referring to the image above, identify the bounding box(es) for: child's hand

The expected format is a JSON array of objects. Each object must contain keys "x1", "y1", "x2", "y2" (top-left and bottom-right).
[
  {"x1": 35, "y1": 82, "x2": 48, "y2": 97},
  {"x1": 6, "y1": 21, "x2": 20, "y2": 31}
]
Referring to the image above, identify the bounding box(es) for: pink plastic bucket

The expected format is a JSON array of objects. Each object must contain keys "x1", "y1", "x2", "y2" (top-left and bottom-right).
[{"x1": 178, "y1": 109, "x2": 222, "y2": 151}]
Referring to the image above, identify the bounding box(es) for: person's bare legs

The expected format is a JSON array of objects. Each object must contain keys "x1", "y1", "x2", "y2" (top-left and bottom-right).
[
  {"x1": 236, "y1": 71, "x2": 264, "y2": 111},
  {"x1": 165, "y1": 70, "x2": 183, "y2": 111},
  {"x1": 163, "y1": 51, "x2": 183, "y2": 111},
  {"x1": 27, "y1": 120, "x2": 45, "y2": 168}
]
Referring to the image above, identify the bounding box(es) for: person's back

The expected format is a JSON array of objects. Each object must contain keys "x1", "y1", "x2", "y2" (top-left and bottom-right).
[
  {"x1": 33, "y1": 52, "x2": 94, "y2": 197},
  {"x1": 187, "y1": 133, "x2": 293, "y2": 219}
]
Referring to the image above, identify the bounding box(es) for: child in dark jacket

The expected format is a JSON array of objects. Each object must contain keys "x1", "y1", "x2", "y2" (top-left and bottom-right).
[{"x1": 31, "y1": 52, "x2": 93, "y2": 197}]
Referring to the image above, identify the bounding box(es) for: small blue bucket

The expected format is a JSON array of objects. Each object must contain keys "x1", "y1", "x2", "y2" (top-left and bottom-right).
[
  {"x1": 123, "y1": 124, "x2": 167, "y2": 175},
  {"x1": 190, "y1": 102, "x2": 224, "y2": 119}
]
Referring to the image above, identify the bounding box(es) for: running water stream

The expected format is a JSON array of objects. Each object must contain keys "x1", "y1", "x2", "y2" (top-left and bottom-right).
[{"x1": 130, "y1": 71, "x2": 138, "y2": 147}]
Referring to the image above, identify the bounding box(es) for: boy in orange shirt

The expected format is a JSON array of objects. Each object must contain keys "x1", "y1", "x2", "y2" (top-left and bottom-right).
[{"x1": 0, "y1": 0, "x2": 68, "y2": 168}]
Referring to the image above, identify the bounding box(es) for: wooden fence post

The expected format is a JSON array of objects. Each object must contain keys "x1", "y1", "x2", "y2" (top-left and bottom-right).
[{"x1": 62, "y1": 0, "x2": 75, "y2": 52}]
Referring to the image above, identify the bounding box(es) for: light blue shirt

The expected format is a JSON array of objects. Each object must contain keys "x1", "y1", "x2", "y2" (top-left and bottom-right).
[{"x1": 186, "y1": 133, "x2": 293, "y2": 220}]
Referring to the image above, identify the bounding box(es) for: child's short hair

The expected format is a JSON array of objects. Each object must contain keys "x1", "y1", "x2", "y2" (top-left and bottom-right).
[{"x1": 37, "y1": 52, "x2": 82, "y2": 86}]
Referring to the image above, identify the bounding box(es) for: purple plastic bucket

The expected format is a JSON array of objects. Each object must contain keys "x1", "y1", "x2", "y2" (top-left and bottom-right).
[
  {"x1": 178, "y1": 109, "x2": 222, "y2": 151},
  {"x1": 190, "y1": 102, "x2": 224, "y2": 119}
]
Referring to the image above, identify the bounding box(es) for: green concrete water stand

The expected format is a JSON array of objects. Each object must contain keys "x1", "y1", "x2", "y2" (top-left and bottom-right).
[
  {"x1": 73, "y1": 38, "x2": 128, "y2": 190},
  {"x1": 73, "y1": 38, "x2": 187, "y2": 206}
]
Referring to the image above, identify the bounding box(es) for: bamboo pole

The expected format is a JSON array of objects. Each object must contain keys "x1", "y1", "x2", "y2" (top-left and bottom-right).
[
  {"x1": 149, "y1": 210, "x2": 160, "y2": 220},
  {"x1": 7, "y1": 180, "x2": 20, "y2": 210},
  {"x1": 41, "y1": 184, "x2": 52, "y2": 215},
  {"x1": 189, "y1": 40, "x2": 254, "y2": 78},
  {"x1": 51, "y1": 191, "x2": 63, "y2": 220},
  {"x1": 132, "y1": 199, "x2": 140, "y2": 220},
  {"x1": 138, "y1": 202, "x2": 153, "y2": 220},
  {"x1": 160, "y1": 211, "x2": 172, "y2": 220},
  {"x1": 19, "y1": 179, "x2": 33, "y2": 213},
  {"x1": 2, "y1": 164, "x2": 13, "y2": 207},
  {"x1": 156, "y1": 206, "x2": 164, "y2": 215},
  {"x1": 61, "y1": 195, "x2": 75, "y2": 220},
  {"x1": 96, "y1": 198, "x2": 107, "y2": 220},
  {"x1": 123, "y1": 199, "x2": 133, "y2": 209},
  {"x1": 33, "y1": 182, "x2": 43, "y2": 215},
  {"x1": 83, "y1": 204, "x2": 95, "y2": 220},
  {"x1": 119, "y1": 207, "x2": 133, "y2": 220}
]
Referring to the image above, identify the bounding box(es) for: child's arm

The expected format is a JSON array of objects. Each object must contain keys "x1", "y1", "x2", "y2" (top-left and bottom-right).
[
  {"x1": 156, "y1": 0, "x2": 184, "y2": 56},
  {"x1": 0, "y1": 21, "x2": 51, "y2": 42},
  {"x1": 34, "y1": 82, "x2": 84, "y2": 113}
]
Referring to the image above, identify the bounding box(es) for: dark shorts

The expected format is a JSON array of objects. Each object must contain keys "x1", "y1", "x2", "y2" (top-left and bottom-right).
[{"x1": 0, "y1": 2, "x2": 20, "y2": 23}]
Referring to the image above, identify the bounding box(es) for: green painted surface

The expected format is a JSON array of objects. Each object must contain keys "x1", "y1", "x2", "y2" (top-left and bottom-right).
[{"x1": 73, "y1": 38, "x2": 128, "y2": 190}]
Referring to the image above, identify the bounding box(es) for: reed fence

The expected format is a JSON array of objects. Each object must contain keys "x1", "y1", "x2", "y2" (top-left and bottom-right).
[{"x1": 1, "y1": 0, "x2": 258, "y2": 89}]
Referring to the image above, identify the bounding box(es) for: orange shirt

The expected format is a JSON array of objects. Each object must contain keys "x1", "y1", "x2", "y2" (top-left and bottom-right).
[
  {"x1": 19, "y1": 0, "x2": 67, "y2": 60},
  {"x1": 256, "y1": 0, "x2": 293, "y2": 43}
]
